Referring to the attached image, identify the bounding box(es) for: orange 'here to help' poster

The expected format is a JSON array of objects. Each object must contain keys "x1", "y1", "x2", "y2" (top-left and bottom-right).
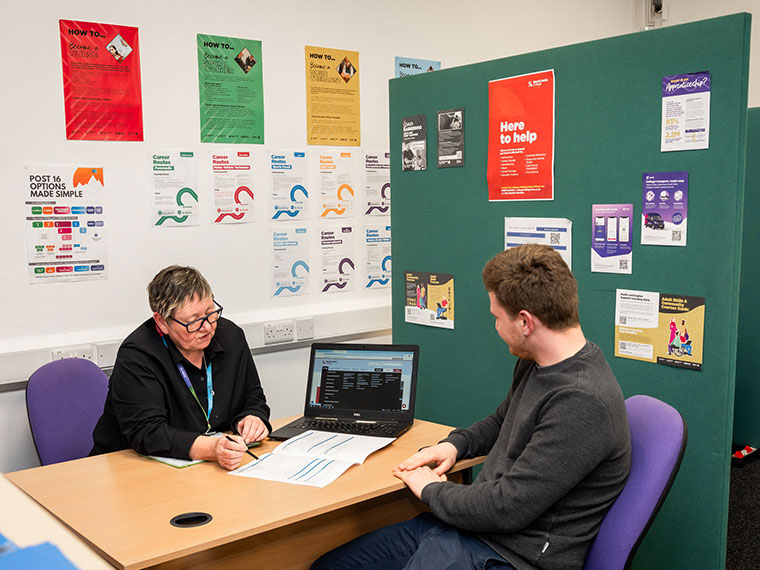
[{"x1": 487, "y1": 70, "x2": 554, "y2": 201}]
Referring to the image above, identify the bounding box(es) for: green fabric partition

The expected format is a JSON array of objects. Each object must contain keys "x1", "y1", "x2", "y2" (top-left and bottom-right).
[
  {"x1": 734, "y1": 107, "x2": 760, "y2": 446},
  {"x1": 390, "y1": 14, "x2": 750, "y2": 570}
]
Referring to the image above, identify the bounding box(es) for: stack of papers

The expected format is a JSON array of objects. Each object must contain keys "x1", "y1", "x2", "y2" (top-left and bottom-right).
[{"x1": 229, "y1": 430, "x2": 394, "y2": 487}]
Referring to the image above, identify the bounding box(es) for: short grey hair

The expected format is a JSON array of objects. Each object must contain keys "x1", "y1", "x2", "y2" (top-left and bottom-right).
[{"x1": 148, "y1": 265, "x2": 213, "y2": 319}]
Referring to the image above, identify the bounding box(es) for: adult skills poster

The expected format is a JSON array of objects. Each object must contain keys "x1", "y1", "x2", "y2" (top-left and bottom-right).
[
  {"x1": 197, "y1": 34, "x2": 264, "y2": 144},
  {"x1": 305, "y1": 46, "x2": 360, "y2": 146},
  {"x1": 59, "y1": 19, "x2": 143, "y2": 141},
  {"x1": 24, "y1": 165, "x2": 108, "y2": 282},
  {"x1": 614, "y1": 289, "x2": 704, "y2": 371},
  {"x1": 487, "y1": 70, "x2": 554, "y2": 201}
]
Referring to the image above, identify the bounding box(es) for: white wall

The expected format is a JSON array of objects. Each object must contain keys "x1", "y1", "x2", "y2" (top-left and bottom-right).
[{"x1": 1, "y1": 0, "x2": 757, "y2": 473}]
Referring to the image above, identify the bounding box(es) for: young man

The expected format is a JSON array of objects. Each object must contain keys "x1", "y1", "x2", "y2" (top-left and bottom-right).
[{"x1": 312, "y1": 244, "x2": 631, "y2": 570}]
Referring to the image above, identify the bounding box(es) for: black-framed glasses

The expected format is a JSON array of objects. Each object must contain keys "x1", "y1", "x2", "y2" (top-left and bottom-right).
[{"x1": 170, "y1": 300, "x2": 223, "y2": 333}]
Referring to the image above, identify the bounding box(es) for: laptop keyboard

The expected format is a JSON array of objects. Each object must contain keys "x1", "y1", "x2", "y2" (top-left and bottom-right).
[{"x1": 290, "y1": 418, "x2": 403, "y2": 437}]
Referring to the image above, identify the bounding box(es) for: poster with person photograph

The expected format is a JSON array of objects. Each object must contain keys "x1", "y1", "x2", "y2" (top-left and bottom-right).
[
  {"x1": 438, "y1": 108, "x2": 464, "y2": 168},
  {"x1": 402, "y1": 115, "x2": 427, "y2": 171}
]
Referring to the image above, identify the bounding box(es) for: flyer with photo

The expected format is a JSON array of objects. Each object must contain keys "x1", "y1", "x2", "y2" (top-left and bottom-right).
[
  {"x1": 437, "y1": 109, "x2": 464, "y2": 168},
  {"x1": 394, "y1": 57, "x2": 440, "y2": 77},
  {"x1": 319, "y1": 152, "x2": 355, "y2": 218},
  {"x1": 641, "y1": 172, "x2": 688, "y2": 246},
  {"x1": 363, "y1": 151, "x2": 390, "y2": 215},
  {"x1": 305, "y1": 46, "x2": 360, "y2": 146},
  {"x1": 272, "y1": 227, "x2": 310, "y2": 297},
  {"x1": 209, "y1": 150, "x2": 254, "y2": 224},
  {"x1": 59, "y1": 19, "x2": 143, "y2": 141},
  {"x1": 487, "y1": 70, "x2": 555, "y2": 201},
  {"x1": 270, "y1": 150, "x2": 309, "y2": 221},
  {"x1": 661, "y1": 72, "x2": 710, "y2": 152},
  {"x1": 404, "y1": 271, "x2": 454, "y2": 330},
  {"x1": 591, "y1": 204, "x2": 633, "y2": 274},
  {"x1": 505, "y1": 217, "x2": 572, "y2": 269},
  {"x1": 24, "y1": 165, "x2": 108, "y2": 282},
  {"x1": 197, "y1": 34, "x2": 264, "y2": 144},
  {"x1": 364, "y1": 224, "x2": 391, "y2": 289},
  {"x1": 320, "y1": 225, "x2": 355, "y2": 293},
  {"x1": 614, "y1": 289, "x2": 704, "y2": 371},
  {"x1": 150, "y1": 151, "x2": 199, "y2": 227},
  {"x1": 402, "y1": 115, "x2": 427, "y2": 171}
]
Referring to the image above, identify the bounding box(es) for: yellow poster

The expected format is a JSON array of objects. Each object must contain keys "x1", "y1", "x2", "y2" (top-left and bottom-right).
[
  {"x1": 404, "y1": 271, "x2": 454, "y2": 330},
  {"x1": 305, "y1": 46, "x2": 360, "y2": 146},
  {"x1": 614, "y1": 289, "x2": 704, "y2": 371}
]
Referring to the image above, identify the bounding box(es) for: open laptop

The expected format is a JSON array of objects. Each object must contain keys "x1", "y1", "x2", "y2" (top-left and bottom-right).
[{"x1": 268, "y1": 343, "x2": 419, "y2": 440}]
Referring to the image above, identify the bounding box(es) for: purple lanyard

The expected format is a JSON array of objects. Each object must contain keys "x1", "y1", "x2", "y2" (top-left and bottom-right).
[{"x1": 160, "y1": 333, "x2": 214, "y2": 433}]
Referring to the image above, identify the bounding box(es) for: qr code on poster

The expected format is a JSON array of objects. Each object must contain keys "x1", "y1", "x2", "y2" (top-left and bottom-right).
[
  {"x1": 619, "y1": 258, "x2": 629, "y2": 271},
  {"x1": 671, "y1": 230, "x2": 682, "y2": 242},
  {"x1": 549, "y1": 233, "x2": 560, "y2": 245},
  {"x1": 618, "y1": 315, "x2": 627, "y2": 325}
]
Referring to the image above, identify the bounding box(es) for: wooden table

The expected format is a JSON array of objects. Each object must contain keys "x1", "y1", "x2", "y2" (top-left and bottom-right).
[
  {"x1": 0, "y1": 474, "x2": 113, "y2": 569},
  {"x1": 5, "y1": 419, "x2": 482, "y2": 569}
]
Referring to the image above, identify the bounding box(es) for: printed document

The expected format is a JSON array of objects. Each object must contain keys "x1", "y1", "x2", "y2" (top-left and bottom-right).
[{"x1": 229, "y1": 431, "x2": 394, "y2": 487}]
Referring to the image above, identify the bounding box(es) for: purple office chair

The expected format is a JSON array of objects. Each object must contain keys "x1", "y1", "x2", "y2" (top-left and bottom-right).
[
  {"x1": 584, "y1": 395, "x2": 687, "y2": 570},
  {"x1": 26, "y1": 358, "x2": 109, "y2": 466}
]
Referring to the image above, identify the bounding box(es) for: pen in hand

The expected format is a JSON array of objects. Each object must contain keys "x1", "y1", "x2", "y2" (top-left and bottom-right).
[{"x1": 225, "y1": 435, "x2": 259, "y2": 460}]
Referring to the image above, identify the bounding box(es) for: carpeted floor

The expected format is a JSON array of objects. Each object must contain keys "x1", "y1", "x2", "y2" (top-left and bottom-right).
[{"x1": 726, "y1": 455, "x2": 760, "y2": 569}]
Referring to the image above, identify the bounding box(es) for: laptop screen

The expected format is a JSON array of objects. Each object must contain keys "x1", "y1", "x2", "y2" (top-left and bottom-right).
[{"x1": 304, "y1": 343, "x2": 419, "y2": 421}]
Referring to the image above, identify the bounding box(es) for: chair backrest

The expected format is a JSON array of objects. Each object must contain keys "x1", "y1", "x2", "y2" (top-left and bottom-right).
[
  {"x1": 583, "y1": 394, "x2": 687, "y2": 570},
  {"x1": 26, "y1": 358, "x2": 109, "y2": 466}
]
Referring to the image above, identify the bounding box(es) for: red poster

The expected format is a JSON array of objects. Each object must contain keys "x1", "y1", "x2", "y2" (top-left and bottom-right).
[
  {"x1": 59, "y1": 19, "x2": 143, "y2": 141},
  {"x1": 487, "y1": 70, "x2": 554, "y2": 201}
]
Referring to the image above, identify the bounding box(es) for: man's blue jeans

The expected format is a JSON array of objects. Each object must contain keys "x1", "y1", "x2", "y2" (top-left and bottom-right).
[{"x1": 311, "y1": 512, "x2": 516, "y2": 570}]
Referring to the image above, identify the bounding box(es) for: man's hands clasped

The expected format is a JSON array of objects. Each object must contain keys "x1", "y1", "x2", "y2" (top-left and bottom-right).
[{"x1": 393, "y1": 442, "x2": 458, "y2": 499}]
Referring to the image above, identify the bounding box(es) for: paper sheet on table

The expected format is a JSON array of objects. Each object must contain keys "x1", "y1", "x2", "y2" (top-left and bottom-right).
[
  {"x1": 229, "y1": 430, "x2": 394, "y2": 487},
  {"x1": 148, "y1": 456, "x2": 204, "y2": 468}
]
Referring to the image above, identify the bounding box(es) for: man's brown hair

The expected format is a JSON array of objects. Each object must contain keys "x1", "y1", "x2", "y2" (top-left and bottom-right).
[{"x1": 482, "y1": 244, "x2": 579, "y2": 330}]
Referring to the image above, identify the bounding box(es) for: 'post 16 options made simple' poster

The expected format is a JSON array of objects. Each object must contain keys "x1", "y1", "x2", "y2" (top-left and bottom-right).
[{"x1": 25, "y1": 165, "x2": 108, "y2": 282}]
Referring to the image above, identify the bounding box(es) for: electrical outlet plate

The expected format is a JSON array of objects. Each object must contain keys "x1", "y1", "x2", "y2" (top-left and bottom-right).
[
  {"x1": 296, "y1": 318, "x2": 315, "y2": 340},
  {"x1": 263, "y1": 320, "x2": 295, "y2": 344},
  {"x1": 51, "y1": 344, "x2": 97, "y2": 364}
]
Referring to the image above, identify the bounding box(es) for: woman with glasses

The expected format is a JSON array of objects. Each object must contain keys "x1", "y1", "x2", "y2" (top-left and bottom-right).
[{"x1": 90, "y1": 265, "x2": 271, "y2": 470}]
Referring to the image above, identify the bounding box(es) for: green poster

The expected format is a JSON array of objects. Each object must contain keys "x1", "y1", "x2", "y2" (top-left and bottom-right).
[{"x1": 197, "y1": 34, "x2": 264, "y2": 144}]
